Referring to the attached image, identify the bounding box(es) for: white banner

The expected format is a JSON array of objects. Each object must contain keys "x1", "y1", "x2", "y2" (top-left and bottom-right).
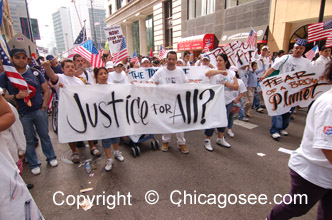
[
  {"x1": 58, "y1": 84, "x2": 227, "y2": 143},
  {"x1": 104, "y1": 25, "x2": 124, "y2": 53},
  {"x1": 261, "y1": 66, "x2": 331, "y2": 116},
  {"x1": 128, "y1": 66, "x2": 209, "y2": 83},
  {"x1": 205, "y1": 41, "x2": 257, "y2": 67}
]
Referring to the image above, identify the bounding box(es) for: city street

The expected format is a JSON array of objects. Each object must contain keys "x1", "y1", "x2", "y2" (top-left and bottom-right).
[{"x1": 22, "y1": 108, "x2": 317, "y2": 220}]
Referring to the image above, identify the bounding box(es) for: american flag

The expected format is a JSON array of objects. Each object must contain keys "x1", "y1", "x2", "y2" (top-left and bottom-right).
[
  {"x1": 131, "y1": 51, "x2": 138, "y2": 63},
  {"x1": 0, "y1": 45, "x2": 36, "y2": 107},
  {"x1": 113, "y1": 37, "x2": 128, "y2": 63},
  {"x1": 202, "y1": 39, "x2": 212, "y2": 53},
  {"x1": 308, "y1": 19, "x2": 332, "y2": 43},
  {"x1": 245, "y1": 28, "x2": 256, "y2": 46},
  {"x1": 73, "y1": 40, "x2": 103, "y2": 68},
  {"x1": 31, "y1": 57, "x2": 46, "y2": 75},
  {"x1": 74, "y1": 26, "x2": 87, "y2": 45},
  {"x1": 326, "y1": 32, "x2": 332, "y2": 48},
  {"x1": 158, "y1": 46, "x2": 167, "y2": 60},
  {"x1": 304, "y1": 45, "x2": 319, "y2": 61}
]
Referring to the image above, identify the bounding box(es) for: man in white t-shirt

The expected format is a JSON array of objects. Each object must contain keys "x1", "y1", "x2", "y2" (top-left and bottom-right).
[
  {"x1": 43, "y1": 59, "x2": 101, "y2": 163},
  {"x1": 267, "y1": 61, "x2": 332, "y2": 220},
  {"x1": 73, "y1": 54, "x2": 95, "y2": 85},
  {"x1": 108, "y1": 62, "x2": 129, "y2": 84},
  {"x1": 260, "y1": 39, "x2": 313, "y2": 140},
  {"x1": 315, "y1": 45, "x2": 331, "y2": 67},
  {"x1": 149, "y1": 51, "x2": 189, "y2": 154}
]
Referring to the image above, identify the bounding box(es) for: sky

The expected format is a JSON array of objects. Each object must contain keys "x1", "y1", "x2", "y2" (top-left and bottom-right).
[{"x1": 27, "y1": 0, "x2": 72, "y2": 48}]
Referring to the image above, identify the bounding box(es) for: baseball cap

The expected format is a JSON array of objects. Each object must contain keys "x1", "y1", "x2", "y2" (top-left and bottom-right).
[
  {"x1": 262, "y1": 46, "x2": 269, "y2": 50},
  {"x1": 46, "y1": 55, "x2": 55, "y2": 61},
  {"x1": 115, "y1": 62, "x2": 124, "y2": 67},
  {"x1": 10, "y1": 48, "x2": 27, "y2": 57},
  {"x1": 202, "y1": 55, "x2": 210, "y2": 60},
  {"x1": 142, "y1": 58, "x2": 150, "y2": 63},
  {"x1": 105, "y1": 61, "x2": 114, "y2": 69}
]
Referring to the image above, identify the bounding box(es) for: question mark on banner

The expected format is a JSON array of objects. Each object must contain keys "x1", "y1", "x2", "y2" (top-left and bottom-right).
[{"x1": 199, "y1": 89, "x2": 215, "y2": 124}]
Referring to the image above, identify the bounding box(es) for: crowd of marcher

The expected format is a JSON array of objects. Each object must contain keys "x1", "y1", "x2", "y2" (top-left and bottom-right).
[{"x1": 0, "y1": 38, "x2": 331, "y2": 219}]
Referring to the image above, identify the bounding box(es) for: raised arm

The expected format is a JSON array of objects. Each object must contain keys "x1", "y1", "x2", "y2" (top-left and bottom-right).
[
  {"x1": 42, "y1": 61, "x2": 59, "y2": 83},
  {"x1": 205, "y1": 69, "x2": 226, "y2": 78}
]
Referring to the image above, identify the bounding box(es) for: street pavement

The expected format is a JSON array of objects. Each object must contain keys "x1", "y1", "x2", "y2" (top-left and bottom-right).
[{"x1": 22, "y1": 108, "x2": 317, "y2": 220}]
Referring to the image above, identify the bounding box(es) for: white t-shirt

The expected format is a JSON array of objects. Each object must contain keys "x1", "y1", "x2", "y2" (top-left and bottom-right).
[
  {"x1": 315, "y1": 55, "x2": 331, "y2": 67},
  {"x1": 55, "y1": 74, "x2": 84, "y2": 96},
  {"x1": 207, "y1": 69, "x2": 237, "y2": 105},
  {"x1": 272, "y1": 55, "x2": 313, "y2": 74},
  {"x1": 289, "y1": 88, "x2": 332, "y2": 189},
  {"x1": 0, "y1": 133, "x2": 44, "y2": 219},
  {"x1": 77, "y1": 68, "x2": 95, "y2": 85},
  {"x1": 237, "y1": 68, "x2": 248, "y2": 87},
  {"x1": 108, "y1": 71, "x2": 129, "y2": 84},
  {"x1": 257, "y1": 55, "x2": 270, "y2": 75},
  {"x1": 149, "y1": 67, "x2": 188, "y2": 84},
  {"x1": 233, "y1": 79, "x2": 247, "y2": 98}
]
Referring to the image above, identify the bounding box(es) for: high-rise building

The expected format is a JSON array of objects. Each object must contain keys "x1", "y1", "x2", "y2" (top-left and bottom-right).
[
  {"x1": 69, "y1": 0, "x2": 107, "y2": 47},
  {"x1": 52, "y1": 7, "x2": 74, "y2": 56},
  {"x1": 8, "y1": 0, "x2": 27, "y2": 35},
  {"x1": 1, "y1": 0, "x2": 15, "y2": 41}
]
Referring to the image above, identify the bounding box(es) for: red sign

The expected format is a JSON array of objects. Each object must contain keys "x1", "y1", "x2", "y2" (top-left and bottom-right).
[{"x1": 177, "y1": 34, "x2": 214, "y2": 51}]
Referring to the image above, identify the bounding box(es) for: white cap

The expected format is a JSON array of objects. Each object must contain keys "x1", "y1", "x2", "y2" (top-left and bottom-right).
[
  {"x1": 141, "y1": 57, "x2": 150, "y2": 63},
  {"x1": 105, "y1": 61, "x2": 114, "y2": 69},
  {"x1": 177, "y1": 59, "x2": 185, "y2": 65},
  {"x1": 115, "y1": 62, "x2": 124, "y2": 67},
  {"x1": 262, "y1": 46, "x2": 269, "y2": 50}
]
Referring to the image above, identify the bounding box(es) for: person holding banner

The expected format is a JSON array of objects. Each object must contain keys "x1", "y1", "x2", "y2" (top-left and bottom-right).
[
  {"x1": 314, "y1": 45, "x2": 331, "y2": 67},
  {"x1": 108, "y1": 62, "x2": 130, "y2": 84},
  {"x1": 260, "y1": 39, "x2": 313, "y2": 140},
  {"x1": 43, "y1": 59, "x2": 102, "y2": 163},
  {"x1": 148, "y1": 51, "x2": 189, "y2": 154},
  {"x1": 267, "y1": 61, "x2": 332, "y2": 220},
  {"x1": 183, "y1": 51, "x2": 192, "y2": 67},
  {"x1": 203, "y1": 53, "x2": 239, "y2": 151},
  {"x1": 141, "y1": 58, "x2": 151, "y2": 68},
  {"x1": 93, "y1": 67, "x2": 124, "y2": 171}
]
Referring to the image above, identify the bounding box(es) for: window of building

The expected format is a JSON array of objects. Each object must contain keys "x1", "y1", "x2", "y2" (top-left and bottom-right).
[
  {"x1": 188, "y1": 0, "x2": 215, "y2": 19},
  {"x1": 225, "y1": 0, "x2": 256, "y2": 9},
  {"x1": 132, "y1": 21, "x2": 140, "y2": 54},
  {"x1": 146, "y1": 15, "x2": 154, "y2": 54},
  {"x1": 109, "y1": 4, "x2": 112, "y2": 15},
  {"x1": 116, "y1": 0, "x2": 122, "y2": 10},
  {"x1": 164, "y1": 0, "x2": 173, "y2": 48}
]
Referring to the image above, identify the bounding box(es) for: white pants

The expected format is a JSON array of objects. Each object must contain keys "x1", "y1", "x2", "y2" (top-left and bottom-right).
[{"x1": 162, "y1": 132, "x2": 186, "y2": 145}]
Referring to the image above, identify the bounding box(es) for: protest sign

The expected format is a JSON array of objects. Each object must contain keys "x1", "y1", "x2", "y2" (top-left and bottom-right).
[
  {"x1": 58, "y1": 84, "x2": 227, "y2": 143},
  {"x1": 261, "y1": 66, "x2": 331, "y2": 116},
  {"x1": 104, "y1": 25, "x2": 124, "y2": 53},
  {"x1": 128, "y1": 66, "x2": 209, "y2": 83}
]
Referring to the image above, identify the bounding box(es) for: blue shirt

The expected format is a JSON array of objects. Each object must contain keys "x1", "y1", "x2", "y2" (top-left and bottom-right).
[
  {"x1": 247, "y1": 66, "x2": 265, "y2": 87},
  {"x1": 0, "y1": 67, "x2": 46, "y2": 114}
]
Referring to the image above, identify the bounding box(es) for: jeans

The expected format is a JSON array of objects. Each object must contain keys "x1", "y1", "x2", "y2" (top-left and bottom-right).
[
  {"x1": 270, "y1": 108, "x2": 294, "y2": 134},
  {"x1": 253, "y1": 87, "x2": 261, "y2": 110},
  {"x1": 102, "y1": 138, "x2": 120, "y2": 149},
  {"x1": 238, "y1": 98, "x2": 245, "y2": 120},
  {"x1": 20, "y1": 109, "x2": 56, "y2": 169},
  {"x1": 205, "y1": 102, "x2": 233, "y2": 136}
]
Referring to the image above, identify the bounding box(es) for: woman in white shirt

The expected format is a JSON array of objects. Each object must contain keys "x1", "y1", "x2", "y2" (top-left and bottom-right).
[
  {"x1": 94, "y1": 67, "x2": 125, "y2": 172},
  {"x1": 203, "y1": 53, "x2": 239, "y2": 152},
  {"x1": 267, "y1": 61, "x2": 332, "y2": 220}
]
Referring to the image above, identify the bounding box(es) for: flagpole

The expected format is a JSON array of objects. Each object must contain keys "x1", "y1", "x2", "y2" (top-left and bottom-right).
[{"x1": 71, "y1": 0, "x2": 83, "y2": 29}]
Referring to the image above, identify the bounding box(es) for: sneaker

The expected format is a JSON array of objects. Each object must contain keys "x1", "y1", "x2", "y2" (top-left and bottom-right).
[
  {"x1": 90, "y1": 147, "x2": 101, "y2": 157},
  {"x1": 204, "y1": 139, "x2": 213, "y2": 152},
  {"x1": 257, "y1": 108, "x2": 264, "y2": 113},
  {"x1": 227, "y1": 129, "x2": 235, "y2": 138},
  {"x1": 71, "y1": 153, "x2": 80, "y2": 163},
  {"x1": 161, "y1": 143, "x2": 169, "y2": 152},
  {"x1": 105, "y1": 159, "x2": 113, "y2": 171},
  {"x1": 245, "y1": 113, "x2": 253, "y2": 118},
  {"x1": 178, "y1": 144, "x2": 189, "y2": 154},
  {"x1": 271, "y1": 133, "x2": 281, "y2": 139},
  {"x1": 31, "y1": 167, "x2": 41, "y2": 175},
  {"x1": 49, "y1": 159, "x2": 58, "y2": 167},
  {"x1": 239, "y1": 117, "x2": 249, "y2": 122},
  {"x1": 114, "y1": 151, "x2": 124, "y2": 162},
  {"x1": 280, "y1": 130, "x2": 288, "y2": 136},
  {"x1": 216, "y1": 137, "x2": 231, "y2": 148}
]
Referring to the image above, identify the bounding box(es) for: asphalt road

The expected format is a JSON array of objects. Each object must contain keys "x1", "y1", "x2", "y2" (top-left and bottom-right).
[{"x1": 22, "y1": 108, "x2": 317, "y2": 220}]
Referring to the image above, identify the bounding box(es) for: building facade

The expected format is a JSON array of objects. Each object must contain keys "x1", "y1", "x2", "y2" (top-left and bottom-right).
[
  {"x1": 105, "y1": 0, "x2": 182, "y2": 57},
  {"x1": 268, "y1": 0, "x2": 332, "y2": 53},
  {"x1": 8, "y1": 0, "x2": 26, "y2": 35},
  {"x1": 52, "y1": 7, "x2": 74, "y2": 56},
  {"x1": 1, "y1": 0, "x2": 15, "y2": 41}
]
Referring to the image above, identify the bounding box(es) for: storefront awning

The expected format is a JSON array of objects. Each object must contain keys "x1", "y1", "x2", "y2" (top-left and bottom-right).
[
  {"x1": 219, "y1": 25, "x2": 268, "y2": 47},
  {"x1": 177, "y1": 34, "x2": 218, "y2": 51}
]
